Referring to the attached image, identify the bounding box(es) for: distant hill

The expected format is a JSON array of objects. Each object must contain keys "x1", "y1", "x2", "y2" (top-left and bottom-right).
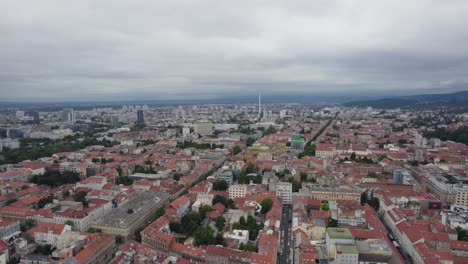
[{"x1": 343, "y1": 90, "x2": 468, "y2": 109}]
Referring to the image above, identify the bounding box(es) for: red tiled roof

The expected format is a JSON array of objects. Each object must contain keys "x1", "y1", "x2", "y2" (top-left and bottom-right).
[
  {"x1": 28, "y1": 222, "x2": 66, "y2": 235},
  {"x1": 170, "y1": 242, "x2": 205, "y2": 259},
  {"x1": 0, "y1": 218, "x2": 17, "y2": 228},
  {"x1": 74, "y1": 233, "x2": 114, "y2": 263},
  {"x1": 0, "y1": 240, "x2": 8, "y2": 253}
]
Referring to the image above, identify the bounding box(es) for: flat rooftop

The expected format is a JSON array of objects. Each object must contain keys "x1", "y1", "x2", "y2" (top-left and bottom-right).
[
  {"x1": 327, "y1": 228, "x2": 353, "y2": 240},
  {"x1": 336, "y1": 244, "x2": 359, "y2": 254},
  {"x1": 93, "y1": 191, "x2": 168, "y2": 228}
]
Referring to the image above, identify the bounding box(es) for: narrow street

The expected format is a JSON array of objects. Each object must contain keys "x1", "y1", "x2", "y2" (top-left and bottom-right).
[{"x1": 278, "y1": 204, "x2": 293, "y2": 264}]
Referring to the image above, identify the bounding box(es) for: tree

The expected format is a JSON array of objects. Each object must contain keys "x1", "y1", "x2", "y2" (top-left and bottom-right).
[
  {"x1": 300, "y1": 172, "x2": 308, "y2": 182},
  {"x1": 232, "y1": 215, "x2": 262, "y2": 241},
  {"x1": 199, "y1": 205, "x2": 213, "y2": 219},
  {"x1": 127, "y1": 208, "x2": 134, "y2": 214},
  {"x1": 233, "y1": 145, "x2": 242, "y2": 155},
  {"x1": 215, "y1": 216, "x2": 226, "y2": 230},
  {"x1": 287, "y1": 177, "x2": 302, "y2": 192},
  {"x1": 239, "y1": 242, "x2": 257, "y2": 252},
  {"x1": 193, "y1": 226, "x2": 215, "y2": 246},
  {"x1": 73, "y1": 191, "x2": 89, "y2": 208},
  {"x1": 239, "y1": 216, "x2": 246, "y2": 226},
  {"x1": 64, "y1": 220, "x2": 74, "y2": 228},
  {"x1": 327, "y1": 219, "x2": 338, "y2": 227},
  {"x1": 36, "y1": 244, "x2": 52, "y2": 255},
  {"x1": 115, "y1": 235, "x2": 124, "y2": 244},
  {"x1": 169, "y1": 221, "x2": 182, "y2": 233},
  {"x1": 24, "y1": 233, "x2": 34, "y2": 243},
  {"x1": 181, "y1": 213, "x2": 202, "y2": 235},
  {"x1": 173, "y1": 173, "x2": 181, "y2": 181},
  {"x1": 213, "y1": 180, "x2": 229, "y2": 191},
  {"x1": 360, "y1": 193, "x2": 368, "y2": 205},
  {"x1": 246, "y1": 137, "x2": 256, "y2": 147},
  {"x1": 298, "y1": 143, "x2": 316, "y2": 159},
  {"x1": 350, "y1": 152, "x2": 357, "y2": 161},
  {"x1": 153, "y1": 207, "x2": 165, "y2": 221},
  {"x1": 260, "y1": 198, "x2": 273, "y2": 214},
  {"x1": 87, "y1": 227, "x2": 102, "y2": 233},
  {"x1": 29, "y1": 169, "x2": 80, "y2": 188},
  {"x1": 456, "y1": 227, "x2": 468, "y2": 241},
  {"x1": 212, "y1": 195, "x2": 234, "y2": 209},
  {"x1": 134, "y1": 227, "x2": 144, "y2": 243},
  {"x1": 321, "y1": 201, "x2": 329, "y2": 210},
  {"x1": 245, "y1": 163, "x2": 259, "y2": 174},
  {"x1": 238, "y1": 171, "x2": 248, "y2": 184},
  {"x1": 368, "y1": 197, "x2": 380, "y2": 211},
  {"x1": 264, "y1": 125, "x2": 277, "y2": 135},
  {"x1": 116, "y1": 176, "x2": 133, "y2": 186},
  {"x1": 23, "y1": 219, "x2": 36, "y2": 231},
  {"x1": 116, "y1": 166, "x2": 123, "y2": 177}
]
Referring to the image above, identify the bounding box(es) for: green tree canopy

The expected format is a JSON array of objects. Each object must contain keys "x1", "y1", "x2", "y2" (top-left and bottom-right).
[
  {"x1": 260, "y1": 198, "x2": 273, "y2": 214},
  {"x1": 213, "y1": 180, "x2": 229, "y2": 191}
]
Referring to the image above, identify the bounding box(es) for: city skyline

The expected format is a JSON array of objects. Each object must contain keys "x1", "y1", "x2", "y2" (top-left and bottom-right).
[{"x1": 1, "y1": 1, "x2": 468, "y2": 101}]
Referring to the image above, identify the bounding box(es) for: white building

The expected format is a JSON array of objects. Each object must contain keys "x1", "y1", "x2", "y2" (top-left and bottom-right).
[
  {"x1": 455, "y1": 185, "x2": 468, "y2": 206},
  {"x1": 62, "y1": 108, "x2": 75, "y2": 124},
  {"x1": 223, "y1": 229, "x2": 249, "y2": 245},
  {"x1": 216, "y1": 169, "x2": 234, "y2": 186},
  {"x1": 196, "y1": 193, "x2": 214, "y2": 206},
  {"x1": 334, "y1": 244, "x2": 359, "y2": 264},
  {"x1": 228, "y1": 184, "x2": 248, "y2": 199},
  {"x1": 182, "y1": 127, "x2": 191, "y2": 138},
  {"x1": 29, "y1": 222, "x2": 72, "y2": 247},
  {"x1": 276, "y1": 182, "x2": 293, "y2": 205},
  {"x1": 280, "y1": 110, "x2": 288, "y2": 118},
  {"x1": 76, "y1": 176, "x2": 108, "y2": 190},
  {"x1": 0, "y1": 138, "x2": 20, "y2": 152}
]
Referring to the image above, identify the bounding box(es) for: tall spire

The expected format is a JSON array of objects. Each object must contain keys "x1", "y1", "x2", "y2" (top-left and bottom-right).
[{"x1": 258, "y1": 91, "x2": 262, "y2": 120}]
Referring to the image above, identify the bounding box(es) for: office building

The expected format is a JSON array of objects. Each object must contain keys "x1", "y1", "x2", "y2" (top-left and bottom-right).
[
  {"x1": 276, "y1": 182, "x2": 293, "y2": 205},
  {"x1": 393, "y1": 170, "x2": 403, "y2": 184},
  {"x1": 110, "y1": 116, "x2": 119, "y2": 128},
  {"x1": 290, "y1": 136, "x2": 306, "y2": 150},
  {"x1": 455, "y1": 185, "x2": 468, "y2": 206},
  {"x1": 216, "y1": 169, "x2": 234, "y2": 186},
  {"x1": 30, "y1": 111, "x2": 40, "y2": 124},
  {"x1": 6, "y1": 129, "x2": 24, "y2": 139},
  {"x1": 62, "y1": 108, "x2": 75, "y2": 124},
  {"x1": 137, "y1": 110, "x2": 145, "y2": 128}
]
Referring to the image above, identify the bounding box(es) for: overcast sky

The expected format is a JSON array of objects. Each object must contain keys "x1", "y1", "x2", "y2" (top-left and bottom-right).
[{"x1": 1, "y1": 1, "x2": 468, "y2": 101}]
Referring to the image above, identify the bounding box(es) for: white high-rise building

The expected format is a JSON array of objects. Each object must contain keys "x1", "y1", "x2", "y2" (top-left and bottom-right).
[
  {"x1": 280, "y1": 110, "x2": 288, "y2": 118},
  {"x1": 182, "y1": 127, "x2": 191, "y2": 138},
  {"x1": 276, "y1": 182, "x2": 293, "y2": 205},
  {"x1": 455, "y1": 185, "x2": 468, "y2": 206},
  {"x1": 62, "y1": 108, "x2": 75, "y2": 125}
]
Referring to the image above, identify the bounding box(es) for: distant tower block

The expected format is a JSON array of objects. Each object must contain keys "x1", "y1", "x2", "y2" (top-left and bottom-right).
[
  {"x1": 137, "y1": 110, "x2": 145, "y2": 128},
  {"x1": 62, "y1": 108, "x2": 75, "y2": 125},
  {"x1": 258, "y1": 91, "x2": 262, "y2": 120},
  {"x1": 393, "y1": 170, "x2": 403, "y2": 184}
]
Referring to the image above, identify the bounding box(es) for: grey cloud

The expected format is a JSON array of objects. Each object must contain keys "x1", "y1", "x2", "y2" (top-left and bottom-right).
[{"x1": 1, "y1": 0, "x2": 468, "y2": 101}]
